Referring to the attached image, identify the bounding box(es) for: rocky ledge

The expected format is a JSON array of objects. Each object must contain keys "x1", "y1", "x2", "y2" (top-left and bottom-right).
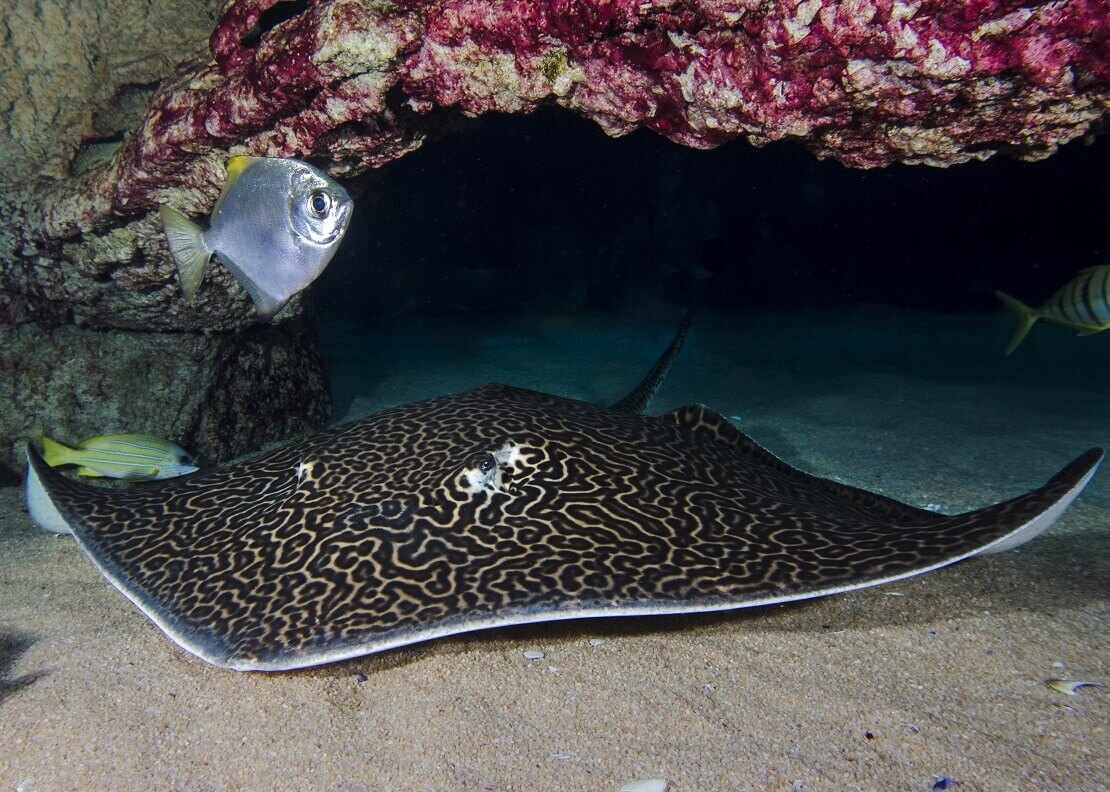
[{"x1": 0, "y1": 0, "x2": 1105, "y2": 469}]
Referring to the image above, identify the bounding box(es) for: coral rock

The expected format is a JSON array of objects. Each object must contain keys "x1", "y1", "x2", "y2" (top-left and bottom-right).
[
  {"x1": 0, "y1": 318, "x2": 330, "y2": 472},
  {"x1": 4, "y1": 0, "x2": 1106, "y2": 325},
  {"x1": 0, "y1": 0, "x2": 1105, "y2": 463}
]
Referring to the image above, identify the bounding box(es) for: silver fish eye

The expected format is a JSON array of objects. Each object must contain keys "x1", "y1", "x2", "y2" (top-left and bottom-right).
[{"x1": 307, "y1": 191, "x2": 331, "y2": 218}]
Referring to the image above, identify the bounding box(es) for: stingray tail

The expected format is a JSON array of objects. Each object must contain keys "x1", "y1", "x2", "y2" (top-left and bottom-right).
[{"x1": 610, "y1": 311, "x2": 693, "y2": 414}]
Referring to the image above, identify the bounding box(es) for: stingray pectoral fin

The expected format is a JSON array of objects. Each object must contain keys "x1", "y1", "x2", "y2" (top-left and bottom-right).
[
  {"x1": 23, "y1": 443, "x2": 237, "y2": 665},
  {"x1": 661, "y1": 404, "x2": 941, "y2": 522},
  {"x1": 970, "y1": 447, "x2": 1102, "y2": 554},
  {"x1": 284, "y1": 448, "x2": 1104, "y2": 672},
  {"x1": 25, "y1": 443, "x2": 74, "y2": 534},
  {"x1": 18, "y1": 404, "x2": 1104, "y2": 674},
  {"x1": 664, "y1": 406, "x2": 1101, "y2": 560}
]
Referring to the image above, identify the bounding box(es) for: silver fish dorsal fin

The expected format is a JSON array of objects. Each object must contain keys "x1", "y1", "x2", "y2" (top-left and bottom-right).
[{"x1": 212, "y1": 155, "x2": 262, "y2": 219}]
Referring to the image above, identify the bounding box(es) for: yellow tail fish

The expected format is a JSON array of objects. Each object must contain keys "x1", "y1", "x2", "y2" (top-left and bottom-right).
[
  {"x1": 40, "y1": 434, "x2": 198, "y2": 480},
  {"x1": 996, "y1": 265, "x2": 1110, "y2": 355}
]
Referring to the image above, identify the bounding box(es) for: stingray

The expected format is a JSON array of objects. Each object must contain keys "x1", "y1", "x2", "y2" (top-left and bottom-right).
[{"x1": 24, "y1": 317, "x2": 1102, "y2": 671}]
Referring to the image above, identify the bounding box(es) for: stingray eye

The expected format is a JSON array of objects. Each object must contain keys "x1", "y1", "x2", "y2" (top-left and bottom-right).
[
  {"x1": 307, "y1": 190, "x2": 331, "y2": 218},
  {"x1": 466, "y1": 452, "x2": 497, "y2": 474}
]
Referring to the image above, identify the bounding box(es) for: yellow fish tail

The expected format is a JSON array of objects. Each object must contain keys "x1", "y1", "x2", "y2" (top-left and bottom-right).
[
  {"x1": 995, "y1": 291, "x2": 1039, "y2": 355},
  {"x1": 40, "y1": 435, "x2": 77, "y2": 468}
]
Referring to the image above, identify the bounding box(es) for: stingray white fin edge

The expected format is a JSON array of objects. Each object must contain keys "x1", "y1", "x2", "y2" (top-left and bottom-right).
[
  {"x1": 76, "y1": 534, "x2": 236, "y2": 670},
  {"x1": 24, "y1": 444, "x2": 73, "y2": 535},
  {"x1": 978, "y1": 452, "x2": 1102, "y2": 554}
]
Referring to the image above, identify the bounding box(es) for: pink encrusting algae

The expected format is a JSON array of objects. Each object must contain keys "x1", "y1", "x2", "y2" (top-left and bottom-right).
[
  {"x1": 47, "y1": 0, "x2": 1110, "y2": 221},
  {"x1": 3, "y1": 0, "x2": 1106, "y2": 328}
]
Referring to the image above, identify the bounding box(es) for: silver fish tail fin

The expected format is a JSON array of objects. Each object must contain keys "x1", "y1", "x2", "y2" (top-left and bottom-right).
[
  {"x1": 160, "y1": 206, "x2": 214, "y2": 300},
  {"x1": 995, "y1": 290, "x2": 1039, "y2": 355},
  {"x1": 611, "y1": 311, "x2": 693, "y2": 414}
]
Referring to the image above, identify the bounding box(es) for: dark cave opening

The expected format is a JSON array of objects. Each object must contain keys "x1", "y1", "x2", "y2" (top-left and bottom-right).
[{"x1": 315, "y1": 108, "x2": 1109, "y2": 322}]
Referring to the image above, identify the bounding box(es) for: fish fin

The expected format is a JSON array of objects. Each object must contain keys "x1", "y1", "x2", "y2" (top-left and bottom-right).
[
  {"x1": 40, "y1": 435, "x2": 76, "y2": 468},
  {"x1": 225, "y1": 155, "x2": 258, "y2": 183},
  {"x1": 76, "y1": 435, "x2": 117, "y2": 449},
  {"x1": 159, "y1": 206, "x2": 213, "y2": 300},
  {"x1": 212, "y1": 155, "x2": 260, "y2": 218},
  {"x1": 220, "y1": 248, "x2": 287, "y2": 320},
  {"x1": 994, "y1": 291, "x2": 1039, "y2": 355},
  {"x1": 80, "y1": 434, "x2": 177, "y2": 452},
  {"x1": 251, "y1": 297, "x2": 288, "y2": 322},
  {"x1": 76, "y1": 466, "x2": 106, "y2": 478},
  {"x1": 1077, "y1": 326, "x2": 1107, "y2": 337}
]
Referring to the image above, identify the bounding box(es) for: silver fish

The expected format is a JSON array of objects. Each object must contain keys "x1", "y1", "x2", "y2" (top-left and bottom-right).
[
  {"x1": 995, "y1": 264, "x2": 1110, "y2": 354},
  {"x1": 160, "y1": 156, "x2": 353, "y2": 320}
]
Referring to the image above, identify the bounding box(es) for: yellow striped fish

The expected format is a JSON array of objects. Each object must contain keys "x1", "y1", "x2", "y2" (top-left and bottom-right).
[
  {"x1": 996, "y1": 265, "x2": 1110, "y2": 355},
  {"x1": 40, "y1": 434, "x2": 198, "y2": 480}
]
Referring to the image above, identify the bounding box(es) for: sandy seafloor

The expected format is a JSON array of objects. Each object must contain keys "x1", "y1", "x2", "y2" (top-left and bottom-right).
[{"x1": 2, "y1": 303, "x2": 1107, "y2": 791}]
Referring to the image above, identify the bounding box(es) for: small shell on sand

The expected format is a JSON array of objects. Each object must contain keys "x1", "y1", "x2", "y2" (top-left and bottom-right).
[
  {"x1": 620, "y1": 780, "x2": 668, "y2": 792},
  {"x1": 1046, "y1": 679, "x2": 1103, "y2": 696},
  {"x1": 523, "y1": 649, "x2": 545, "y2": 660}
]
